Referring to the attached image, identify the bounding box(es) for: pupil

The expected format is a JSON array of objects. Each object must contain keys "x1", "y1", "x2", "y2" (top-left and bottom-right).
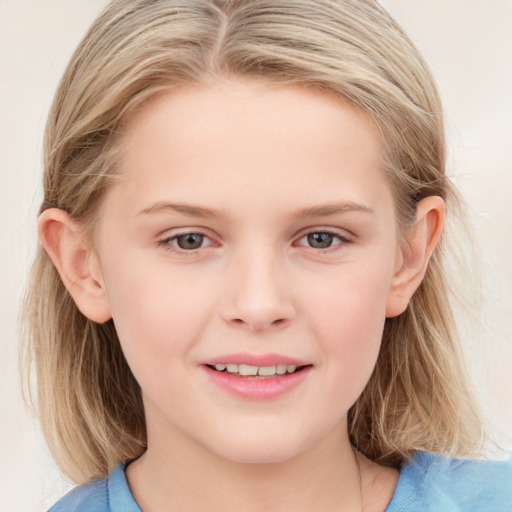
[
  {"x1": 308, "y1": 232, "x2": 333, "y2": 249},
  {"x1": 177, "y1": 233, "x2": 203, "y2": 250}
]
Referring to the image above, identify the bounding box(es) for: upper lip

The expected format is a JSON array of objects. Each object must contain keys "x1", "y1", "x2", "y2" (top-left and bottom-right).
[{"x1": 201, "y1": 353, "x2": 311, "y2": 367}]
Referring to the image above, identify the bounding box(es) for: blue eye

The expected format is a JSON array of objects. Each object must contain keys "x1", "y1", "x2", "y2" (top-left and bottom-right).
[
  {"x1": 159, "y1": 229, "x2": 349, "y2": 254},
  {"x1": 174, "y1": 233, "x2": 205, "y2": 250},
  {"x1": 160, "y1": 232, "x2": 209, "y2": 251},
  {"x1": 306, "y1": 232, "x2": 336, "y2": 249},
  {"x1": 298, "y1": 231, "x2": 350, "y2": 250}
]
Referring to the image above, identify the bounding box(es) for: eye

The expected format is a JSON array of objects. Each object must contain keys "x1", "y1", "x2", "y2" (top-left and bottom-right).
[
  {"x1": 159, "y1": 232, "x2": 213, "y2": 252},
  {"x1": 174, "y1": 233, "x2": 205, "y2": 250},
  {"x1": 297, "y1": 230, "x2": 351, "y2": 250}
]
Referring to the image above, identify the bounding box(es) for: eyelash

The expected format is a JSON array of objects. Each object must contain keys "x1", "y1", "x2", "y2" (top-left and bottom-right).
[{"x1": 158, "y1": 229, "x2": 352, "y2": 255}]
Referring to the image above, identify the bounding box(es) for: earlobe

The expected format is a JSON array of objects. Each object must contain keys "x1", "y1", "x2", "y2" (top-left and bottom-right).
[
  {"x1": 38, "y1": 208, "x2": 112, "y2": 323},
  {"x1": 386, "y1": 196, "x2": 445, "y2": 318}
]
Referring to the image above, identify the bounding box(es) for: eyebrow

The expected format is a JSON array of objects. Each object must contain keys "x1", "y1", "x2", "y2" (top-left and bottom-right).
[
  {"x1": 138, "y1": 201, "x2": 374, "y2": 219},
  {"x1": 297, "y1": 202, "x2": 375, "y2": 218},
  {"x1": 139, "y1": 202, "x2": 219, "y2": 218}
]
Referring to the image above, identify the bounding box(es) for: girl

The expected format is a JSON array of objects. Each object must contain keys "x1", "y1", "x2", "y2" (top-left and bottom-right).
[{"x1": 23, "y1": 0, "x2": 511, "y2": 510}]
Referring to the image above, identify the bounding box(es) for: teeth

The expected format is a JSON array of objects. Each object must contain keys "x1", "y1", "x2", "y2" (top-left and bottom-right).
[
  {"x1": 276, "y1": 365, "x2": 287, "y2": 375},
  {"x1": 258, "y1": 365, "x2": 276, "y2": 376},
  {"x1": 239, "y1": 364, "x2": 258, "y2": 376},
  {"x1": 212, "y1": 363, "x2": 303, "y2": 375}
]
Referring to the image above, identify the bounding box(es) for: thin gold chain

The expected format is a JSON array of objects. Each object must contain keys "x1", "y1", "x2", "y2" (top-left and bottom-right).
[{"x1": 352, "y1": 445, "x2": 364, "y2": 512}]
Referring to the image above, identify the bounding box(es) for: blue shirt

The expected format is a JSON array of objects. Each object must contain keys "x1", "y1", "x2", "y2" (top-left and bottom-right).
[{"x1": 49, "y1": 451, "x2": 512, "y2": 511}]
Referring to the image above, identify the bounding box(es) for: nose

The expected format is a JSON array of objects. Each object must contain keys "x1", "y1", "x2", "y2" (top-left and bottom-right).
[{"x1": 221, "y1": 247, "x2": 295, "y2": 332}]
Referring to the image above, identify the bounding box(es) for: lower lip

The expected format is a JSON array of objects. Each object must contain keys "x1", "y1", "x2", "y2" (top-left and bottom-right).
[{"x1": 202, "y1": 366, "x2": 312, "y2": 400}]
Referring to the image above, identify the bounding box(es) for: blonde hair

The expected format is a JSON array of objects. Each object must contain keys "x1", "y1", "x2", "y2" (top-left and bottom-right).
[{"x1": 23, "y1": 0, "x2": 485, "y2": 484}]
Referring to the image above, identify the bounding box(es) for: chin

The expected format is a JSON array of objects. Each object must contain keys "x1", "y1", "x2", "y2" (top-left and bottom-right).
[
  {"x1": 204, "y1": 429, "x2": 312, "y2": 466},
  {"x1": 219, "y1": 446, "x2": 302, "y2": 465}
]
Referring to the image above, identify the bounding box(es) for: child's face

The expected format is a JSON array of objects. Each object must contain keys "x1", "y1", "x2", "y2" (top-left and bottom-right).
[{"x1": 91, "y1": 80, "x2": 403, "y2": 464}]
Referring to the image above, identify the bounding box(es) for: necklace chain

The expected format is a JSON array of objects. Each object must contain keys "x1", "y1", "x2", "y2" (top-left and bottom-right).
[{"x1": 352, "y1": 445, "x2": 364, "y2": 512}]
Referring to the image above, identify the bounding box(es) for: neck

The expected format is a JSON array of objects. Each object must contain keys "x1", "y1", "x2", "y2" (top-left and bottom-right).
[{"x1": 127, "y1": 420, "x2": 364, "y2": 512}]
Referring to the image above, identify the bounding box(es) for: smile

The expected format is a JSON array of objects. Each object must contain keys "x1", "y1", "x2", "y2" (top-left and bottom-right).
[
  {"x1": 202, "y1": 356, "x2": 313, "y2": 400},
  {"x1": 207, "y1": 363, "x2": 307, "y2": 378}
]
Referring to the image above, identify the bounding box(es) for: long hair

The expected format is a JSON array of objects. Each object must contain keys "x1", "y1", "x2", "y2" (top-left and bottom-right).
[{"x1": 22, "y1": 0, "x2": 484, "y2": 484}]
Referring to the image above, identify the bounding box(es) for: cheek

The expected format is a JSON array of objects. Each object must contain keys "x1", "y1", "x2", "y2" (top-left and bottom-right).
[
  {"x1": 102, "y1": 264, "x2": 213, "y2": 375},
  {"x1": 301, "y1": 262, "x2": 392, "y2": 387},
  {"x1": 305, "y1": 260, "x2": 391, "y2": 334}
]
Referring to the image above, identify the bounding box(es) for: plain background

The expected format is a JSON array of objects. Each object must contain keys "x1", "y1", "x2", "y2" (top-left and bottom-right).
[{"x1": 1, "y1": 1, "x2": 511, "y2": 510}]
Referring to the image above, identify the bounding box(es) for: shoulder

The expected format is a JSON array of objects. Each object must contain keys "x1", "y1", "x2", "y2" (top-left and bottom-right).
[
  {"x1": 47, "y1": 477, "x2": 109, "y2": 512},
  {"x1": 387, "y1": 451, "x2": 512, "y2": 512},
  {"x1": 47, "y1": 463, "x2": 140, "y2": 512}
]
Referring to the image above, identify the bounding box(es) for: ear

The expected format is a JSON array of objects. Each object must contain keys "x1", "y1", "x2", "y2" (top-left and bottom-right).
[
  {"x1": 386, "y1": 196, "x2": 445, "y2": 318},
  {"x1": 38, "y1": 208, "x2": 112, "y2": 323}
]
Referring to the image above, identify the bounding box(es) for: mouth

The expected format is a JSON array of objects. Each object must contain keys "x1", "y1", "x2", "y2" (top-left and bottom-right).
[
  {"x1": 202, "y1": 356, "x2": 313, "y2": 399},
  {"x1": 205, "y1": 363, "x2": 311, "y2": 379}
]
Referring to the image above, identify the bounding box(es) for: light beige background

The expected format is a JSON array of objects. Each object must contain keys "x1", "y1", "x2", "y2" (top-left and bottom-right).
[{"x1": 1, "y1": 1, "x2": 511, "y2": 510}]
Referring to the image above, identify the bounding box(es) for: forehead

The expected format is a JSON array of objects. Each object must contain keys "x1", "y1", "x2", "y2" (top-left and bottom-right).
[
  {"x1": 122, "y1": 80, "x2": 382, "y2": 162},
  {"x1": 110, "y1": 80, "x2": 391, "y2": 218}
]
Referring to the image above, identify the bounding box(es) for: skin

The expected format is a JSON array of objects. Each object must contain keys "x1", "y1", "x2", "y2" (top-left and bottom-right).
[{"x1": 39, "y1": 80, "x2": 444, "y2": 511}]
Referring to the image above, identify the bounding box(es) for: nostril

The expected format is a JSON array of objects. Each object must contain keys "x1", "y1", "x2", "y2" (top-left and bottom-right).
[{"x1": 229, "y1": 317, "x2": 287, "y2": 331}]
